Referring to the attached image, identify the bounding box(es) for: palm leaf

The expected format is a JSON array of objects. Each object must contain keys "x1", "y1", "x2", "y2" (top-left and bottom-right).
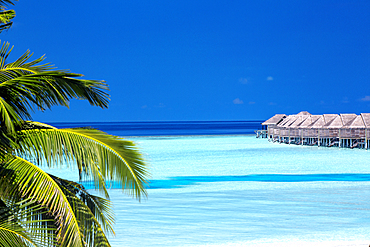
[
  {"x1": 15, "y1": 128, "x2": 110, "y2": 198},
  {"x1": 0, "y1": 42, "x2": 53, "y2": 73},
  {"x1": 0, "y1": 0, "x2": 17, "y2": 6},
  {"x1": 66, "y1": 128, "x2": 149, "y2": 198},
  {"x1": 0, "y1": 93, "x2": 23, "y2": 133},
  {"x1": 0, "y1": 217, "x2": 36, "y2": 247},
  {"x1": 0, "y1": 41, "x2": 109, "y2": 133},
  {"x1": 0, "y1": 156, "x2": 85, "y2": 246},
  {"x1": 0, "y1": 157, "x2": 113, "y2": 247},
  {"x1": 0, "y1": 71, "x2": 109, "y2": 111},
  {"x1": 50, "y1": 175, "x2": 115, "y2": 236},
  {"x1": 15, "y1": 126, "x2": 149, "y2": 199},
  {"x1": 0, "y1": 0, "x2": 16, "y2": 33},
  {"x1": 51, "y1": 175, "x2": 113, "y2": 247},
  {"x1": 0, "y1": 198, "x2": 56, "y2": 247},
  {"x1": 0, "y1": 9, "x2": 15, "y2": 32}
]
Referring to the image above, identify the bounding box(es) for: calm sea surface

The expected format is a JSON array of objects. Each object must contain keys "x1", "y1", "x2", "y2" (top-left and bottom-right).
[{"x1": 48, "y1": 121, "x2": 370, "y2": 246}]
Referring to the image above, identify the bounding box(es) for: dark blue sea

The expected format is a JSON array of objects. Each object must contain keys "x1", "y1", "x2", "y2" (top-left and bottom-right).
[{"x1": 49, "y1": 120, "x2": 263, "y2": 136}]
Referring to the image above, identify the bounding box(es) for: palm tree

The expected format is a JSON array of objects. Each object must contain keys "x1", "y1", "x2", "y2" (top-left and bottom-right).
[
  {"x1": 0, "y1": 21, "x2": 148, "y2": 247},
  {"x1": 0, "y1": 2, "x2": 148, "y2": 245},
  {"x1": 0, "y1": 0, "x2": 16, "y2": 33}
]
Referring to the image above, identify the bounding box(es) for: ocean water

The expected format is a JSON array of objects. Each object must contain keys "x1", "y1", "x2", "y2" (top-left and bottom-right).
[
  {"x1": 48, "y1": 122, "x2": 370, "y2": 246},
  {"x1": 51, "y1": 120, "x2": 262, "y2": 136}
]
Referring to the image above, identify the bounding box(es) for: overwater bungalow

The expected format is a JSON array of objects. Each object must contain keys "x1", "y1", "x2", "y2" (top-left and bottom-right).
[
  {"x1": 288, "y1": 113, "x2": 310, "y2": 144},
  {"x1": 257, "y1": 114, "x2": 286, "y2": 138},
  {"x1": 258, "y1": 111, "x2": 370, "y2": 149},
  {"x1": 321, "y1": 114, "x2": 342, "y2": 147}
]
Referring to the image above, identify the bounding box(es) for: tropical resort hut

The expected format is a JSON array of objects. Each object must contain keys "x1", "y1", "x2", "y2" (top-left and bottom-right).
[
  {"x1": 259, "y1": 111, "x2": 370, "y2": 150},
  {"x1": 305, "y1": 115, "x2": 326, "y2": 145},
  {"x1": 322, "y1": 114, "x2": 342, "y2": 147},
  {"x1": 337, "y1": 114, "x2": 357, "y2": 147},
  {"x1": 317, "y1": 114, "x2": 338, "y2": 146},
  {"x1": 260, "y1": 114, "x2": 286, "y2": 139},
  {"x1": 341, "y1": 114, "x2": 366, "y2": 148},
  {"x1": 361, "y1": 113, "x2": 370, "y2": 149},
  {"x1": 274, "y1": 112, "x2": 307, "y2": 143},
  {"x1": 271, "y1": 111, "x2": 311, "y2": 143},
  {"x1": 294, "y1": 114, "x2": 314, "y2": 144},
  {"x1": 340, "y1": 113, "x2": 357, "y2": 126},
  {"x1": 299, "y1": 115, "x2": 321, "y2": 145},
  {"x1": 277, "y1": 115, "x2": 297, "y2": 143},
  {"x1": 288, "y1": 112, "x2": 311, "y2": 144}
]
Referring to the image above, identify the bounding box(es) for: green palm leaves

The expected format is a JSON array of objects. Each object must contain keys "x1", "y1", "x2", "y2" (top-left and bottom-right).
[
  {"x1": 0, "y1": 198, "x2": 56, "y2": 247},
  {"x1": 16, "y1": 126, "x2": 148, "y2": 198},
  {"x1": 0, "y1": 0, "x2": 15, "y2": 33},
  {"x1": 0, "y1": 2, "x2": 146, "y2": 246},
  {"x1": 0, "y1": 40, "x2": 149, "y2": 246},
  {"x1": 0, "y1": 42, "x2": 110, "y2": 134}
]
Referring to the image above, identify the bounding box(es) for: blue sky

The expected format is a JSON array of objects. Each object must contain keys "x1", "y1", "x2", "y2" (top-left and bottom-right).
[{"x1": 3, "y1": 0, "x2": 370, "y2": 122}]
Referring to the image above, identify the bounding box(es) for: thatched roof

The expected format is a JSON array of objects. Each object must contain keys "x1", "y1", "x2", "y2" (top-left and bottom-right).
[
  {"x1": 277, "y1": 115, "x2": 295, "y2": 127},
  {"x1": 263, "y1": 112, "x2": 370, "y2": 129},
  {"x1": 340, "y1": 114, "x2": 357, "y2": 126},
  {"x1": 343, "y1": 115, "x2": 365, "y2": 128},
  {"x1": 361, "y1": 113, "x2": 370, "y2": 127},
  {"x1": 290, "y1": 115, "x2": 310, "y2": 128},
  {"x1": 308, "y1": 115, "x2": 326, "y2": 128},
  {"x1": 323, "y1": 114, "x2": 338, "y2": 123},
  {"x1": 294, "y1": 115, "x2": 320, "y2": 128},
  {"x1": 297, "y1": 111, "x2": 311, "y2": 116},
  {"x1": 323, "y1": 115, "x2": 342, "y2": 128},
  {"x1": 262, "y1": 114, "x2": 286, "y2": 125}
]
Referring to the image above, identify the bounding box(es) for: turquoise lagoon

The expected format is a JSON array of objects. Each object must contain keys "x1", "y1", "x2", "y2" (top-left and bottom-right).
[
  {"x1": 107, "y1": 135, "x2": 370, "y2": 246},
  {"x1": 46, "y1": 121, "x2": 370, "y2": 246}
]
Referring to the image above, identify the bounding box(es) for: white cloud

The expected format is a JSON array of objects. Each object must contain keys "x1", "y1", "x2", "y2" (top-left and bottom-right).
[
  {"x1": 239, "y1": 78, "x2": 249, "y2": 84},
  {"x1": 141, "y1": 105, "x2": 148, "y2": 109},
  {"x1": 233, "y1": 98, "x2": 244, "y2": 104},
  {"x1": 360, "y1": 96, "x2": 370, "y2": 101},
  {"x1": 249, "y1": 101, "x2": 255, "y2": 105},
  {"x1": 267, "y1": 76, "x2": 273, "y2": 81}
]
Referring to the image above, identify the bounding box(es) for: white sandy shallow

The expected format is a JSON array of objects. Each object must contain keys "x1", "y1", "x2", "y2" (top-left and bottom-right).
[{"x1": 195, "y1": 240, "x2": 370, "y2": 247}]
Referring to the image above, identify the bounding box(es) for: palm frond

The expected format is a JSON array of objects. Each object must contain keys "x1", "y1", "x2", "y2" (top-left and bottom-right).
[
  {"x1": 0, "y1": 9, "x2": 15, "y2": 32},
  {"x1": 0, "y1": 41, "x2": 109, "y2": 133},
  {"x1": 15, "y1": 126, "x2": 149, "y2": 199},
  {"x1": 0, "y1": 42, "x2": 53, "y2": 73},
  {"x1": 0, "y1": 69, "x2": 110, "y2": 114},
  {"x1": 0, "y1": 217, "x2": 36, "y2": 247},
  {"x1": 67, "y1": 128, "x2": 149, "y2": 198},
  {"x1": 0, "y1": 198, "x2": 56, "y2": 247},
  {"x1": 0, "y1": 95, "x2": 23, "y2": 133},
  {"x1": 15, "y1": 128, "x2": 110, "y2": 198},
  {"x1": 0, "y1": 0, "x2": 17, "y2": 6},
  {"x1": 0, "y1": 156, "x2": 85, "y2": 246},
  {"x1": 18, "y1": 121, "x2": 56, "y2": 130},
  {"x1": 51, "y1": 175, "x2": 113, "y2": 247},
  {"x1": 50, "y1": 175, "x2": 115, "y2": 235}
]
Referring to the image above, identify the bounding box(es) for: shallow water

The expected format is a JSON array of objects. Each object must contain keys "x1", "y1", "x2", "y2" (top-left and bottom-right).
[
  {"x1": 100, "y1": 135, "x2": 370, "y2": 246},
  {"x1": 43, "y1": 134, "x2": 370, "y2": 246}
]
